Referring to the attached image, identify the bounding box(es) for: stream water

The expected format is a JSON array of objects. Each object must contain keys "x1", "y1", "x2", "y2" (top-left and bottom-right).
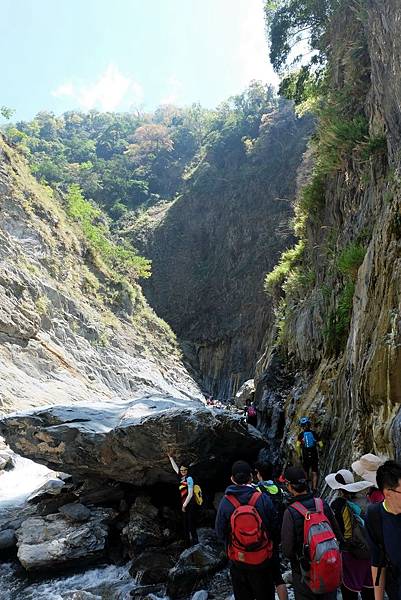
[{"x1": 0, "y1": 452, "x2": 139, "y2": 600}]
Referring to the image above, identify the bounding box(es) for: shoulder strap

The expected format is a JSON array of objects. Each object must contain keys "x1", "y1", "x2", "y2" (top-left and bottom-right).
[
  {"x1": 248, "y1": 491, "x2": 262, "y2": 507},
  {"x1": 314, "y1": 497, "x2": 324, "y2": 513},
  {"x1": 225, "y1": 491, "x2": 261, "y2": 509},
  {"x1": 225, "y1": 494, "x2": 241, "y2": 509},
  {"x1": 291, "y1": 501, "x2": 309, "y2": 517}
]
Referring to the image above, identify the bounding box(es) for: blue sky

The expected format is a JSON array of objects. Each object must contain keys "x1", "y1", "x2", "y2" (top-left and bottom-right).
[{"x1": 1, "y1": 0, "x2": 278, "y2": 122}]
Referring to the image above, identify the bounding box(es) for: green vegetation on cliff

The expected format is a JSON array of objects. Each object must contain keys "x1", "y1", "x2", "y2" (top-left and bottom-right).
[
  {"x1": 66, "y1": 184, "x2": 151, "y2": 280},
  {"x1": 264, "y1": 0, "x2": 388, "y2": 357}
]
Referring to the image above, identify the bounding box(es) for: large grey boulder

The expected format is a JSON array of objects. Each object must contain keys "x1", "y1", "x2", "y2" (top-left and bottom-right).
[
  {"x1": 130, "y1": 549, "x2": 176, "y2": 585},
  {"x1": 234, "y1": 379, "x2": 255, "y2": 408},
  {"x1": 0, "y1": 528, "x2": 16, "y2": 549},
  {"x1": 0, "y1": 397, "x2": 266, "y2": 485},
  {"x1": 59, "y1": 502, "x2": 91, "y2": 522},
  {"x1": 122, "y1": 497, "x2": 164, "y2": 553},
  {"x1": 167, "y1": 529, "x2": 226, "y2": 599},
  {"x1": 16, "y1": 507, "x2": 115, "y2": 571}
]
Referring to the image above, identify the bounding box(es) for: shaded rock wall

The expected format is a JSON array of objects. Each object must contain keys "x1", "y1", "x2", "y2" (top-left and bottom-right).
[
  {"x1": 255, "y1": 0, "x2": 401, "y2": 474},
  {"x1": 130, "y1": 105, "x2": 313, "y2": 398}
]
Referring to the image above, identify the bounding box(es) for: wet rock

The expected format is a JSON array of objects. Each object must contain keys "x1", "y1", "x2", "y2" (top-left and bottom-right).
[
  {"x1": 191, "y1": 591, "x2": 208, "y2": 600},
  {"x1": 130, "y1": 549, "x2": 176, "y2": 585},
  {"x1": 0, "y1": 528, "x2": 16, "y2": 549},
  {"x1": 1, "y1": 401, "x2": 266, "y2": 486},
  {"x1": 167, "y1": 529, "x2": 226, "y2": 599},
  {"x1": 206, "y1": 569, "x2": 232, "y2": 600},
  {"x1": 122, "y1": 508, "x2": 163, "y2": 554},
  {"x1": 62, "y1": 593, "x2": 101, "y2": 600},
  {"x1": 130, "y1": 584, "x2": 165, "y2": 599},
  {"x1": 27, "y1": 476, "x2": 66, "y2": 502},
  {"x1": 0, "y1": 504, "x2": 37, "y2": 541},
  {"x1": 16, "y1": 507, "x2": 115, "y2": 571},
  {"x1": 59, "y1": 502, "x2": 91, "y2": 522}
]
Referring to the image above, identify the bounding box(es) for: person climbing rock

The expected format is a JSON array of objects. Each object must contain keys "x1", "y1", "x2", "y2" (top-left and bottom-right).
[
  {"x1": 296, "y1": 417, "x2": 322, "y2": 492},
  {"x1": 254, "y1": 460, "x2": 288, "y2": 600},
  {"x1": 215, "y1": 460, "x2": 278, "y2": 600},
  {"x1": 365, "y1": 460, "x2": 401, "y2": 600},
  {"x1": 168, "y1": 454, "x2": 199, "y2": 546},
  {"x1": 245, "y1": 401, "x2": 257, "y2": 428},
  {"x1": 281, "y1": 466, "x2": 342, "y2": 600},
  {"x1": 326, "y1": 468, "x2": 374, "y2": 600}
]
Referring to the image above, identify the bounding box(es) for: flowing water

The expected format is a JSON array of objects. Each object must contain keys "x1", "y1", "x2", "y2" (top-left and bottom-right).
[
  {"x1": 0, "y1": 451, "x2": 140, "y2": 600},
  {"x1": 0, "y1": 562, "x2": 137, "y2": 600}
]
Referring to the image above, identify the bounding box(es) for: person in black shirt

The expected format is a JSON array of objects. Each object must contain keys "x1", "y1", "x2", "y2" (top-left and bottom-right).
[
  {"x1": 365, "y1": 460, "x2": 401, "y2": 600},
  {"x1": 281, "y1": 466, "x2": 342, "y2": 600},
  {"x1": 296, "y1": 417, "x2": 323, "y2": 493}
]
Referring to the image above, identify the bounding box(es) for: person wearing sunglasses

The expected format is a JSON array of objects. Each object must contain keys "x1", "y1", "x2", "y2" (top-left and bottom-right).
[{"x1": 365, "y1": 460, "x2": 401, "y2": 600}]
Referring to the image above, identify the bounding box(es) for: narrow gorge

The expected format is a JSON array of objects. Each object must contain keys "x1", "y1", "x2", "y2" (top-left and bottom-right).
[{"x1": 1, "y1": 0, "x2": 401, "y2": 598}]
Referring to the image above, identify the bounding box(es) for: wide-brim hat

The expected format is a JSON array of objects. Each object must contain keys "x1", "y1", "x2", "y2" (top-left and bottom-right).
[
  {"x1": 351, "y1": 454, "x2": 386, "y2": 486},
  {"x1": 325, "y1": 469, "x2": 372, "y2": 492}
]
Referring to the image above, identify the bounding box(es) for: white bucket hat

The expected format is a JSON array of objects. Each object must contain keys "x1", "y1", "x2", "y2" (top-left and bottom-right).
[
  {"x1": 351, "y1": 453, "x2": 386, "y2": 486},
  {"x1": 325, "y1": 469, "x2": 372, "y2": 492}
]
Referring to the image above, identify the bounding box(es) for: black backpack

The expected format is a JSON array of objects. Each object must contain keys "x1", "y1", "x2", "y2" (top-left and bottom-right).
[
  {"x1": 255, "y1": 482, "x2": 285, "y2": 525},
  {"x1": 344, "y1": 501, "x2": 370, "y2": 561}
]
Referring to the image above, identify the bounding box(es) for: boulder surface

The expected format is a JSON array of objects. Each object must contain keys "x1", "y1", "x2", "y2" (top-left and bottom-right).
[{"x1": 0, "y1": 396, "x2": 266, "y2": 485}]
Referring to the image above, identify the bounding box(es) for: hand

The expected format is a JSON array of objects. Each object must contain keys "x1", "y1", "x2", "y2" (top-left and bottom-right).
[{"x1": 182, "y1": 505, "x2": 186, "y2": 512}]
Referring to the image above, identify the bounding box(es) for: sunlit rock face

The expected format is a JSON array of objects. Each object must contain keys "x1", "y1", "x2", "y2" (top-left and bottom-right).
[
  {"x1": 0, "y1": 397, "x2": 266, "y2": 485},
  {"x1": 0, "y1": 135, "x2": 202, "y2": 418}
]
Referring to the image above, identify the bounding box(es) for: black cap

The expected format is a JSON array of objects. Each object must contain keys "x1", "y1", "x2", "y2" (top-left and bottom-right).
[
  {"x1": 231, "y1": 460, "x2": 252, "y2": 483},
  {"x1": 284, "y1": 466, "x2": 307, "y2": 484}
]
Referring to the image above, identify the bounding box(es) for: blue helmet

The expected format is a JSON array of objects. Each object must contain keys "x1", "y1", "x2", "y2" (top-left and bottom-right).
[{"x1": 299, "y1": 416, "x2": 311, "y2": 426}]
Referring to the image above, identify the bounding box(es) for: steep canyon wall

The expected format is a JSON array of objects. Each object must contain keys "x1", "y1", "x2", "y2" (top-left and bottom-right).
[
  {"x1": 130, "y1": 104, "x2": 312, "y2": 398},
  {"x1": 256, "y1": 0, "x2": 401, "y2": 472}
]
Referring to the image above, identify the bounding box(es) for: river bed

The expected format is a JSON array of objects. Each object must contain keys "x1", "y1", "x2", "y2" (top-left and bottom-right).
[{"x1": 0, "y1": 449, "x2": 140, "y2": 600}]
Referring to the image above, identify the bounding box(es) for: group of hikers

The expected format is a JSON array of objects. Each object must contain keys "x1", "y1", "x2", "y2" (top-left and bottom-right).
[{"x1": 169, "y1": 416, "x2": 401, "y2": 600}]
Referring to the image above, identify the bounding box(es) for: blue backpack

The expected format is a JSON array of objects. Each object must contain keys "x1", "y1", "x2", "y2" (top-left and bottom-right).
[{"x1": 303, "y1": 431, "x2": 316, "y2": 449}]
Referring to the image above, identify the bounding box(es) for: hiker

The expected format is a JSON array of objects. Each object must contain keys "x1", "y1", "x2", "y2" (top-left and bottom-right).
[
  {"x1": 254, "y1": 460, "x2": 288, "y2": 600},
  {"x1": 281, "y1": 466, "x2": 342, "y2": 600},
  {"x1": 296, "y1": 416, "x2": 323, "y2": 492},
  {"x1": 168, "y1": 454, "x2": 199, "y2": 546},
  {"x1": 326, "y1": 468, "x2": 374, "y2": 600},
  {"x1": 215, "y1": 460, "x2": 278, "y2": 600},
  {"x1": 352, "y1": 453, "x2": 386, "y2": 504},
  {"x1": 365, "y1": 460, "x2": 401, "y2": 600},
  {"x1": 245, "y1": 401, "x2": 257, "y2": 427}
]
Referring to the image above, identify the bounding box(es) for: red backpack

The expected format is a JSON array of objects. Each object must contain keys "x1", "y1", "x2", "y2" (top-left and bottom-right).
[
  {"x1": 292, "y1": 498, "x2": 342, "y2": 594},
  {"x1": 225, "y1": 491, "x2": 273, "y2": 565}
]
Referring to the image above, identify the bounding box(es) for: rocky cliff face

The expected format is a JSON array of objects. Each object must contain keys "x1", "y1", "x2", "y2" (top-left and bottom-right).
[
  {"x1": 128, "y1": 104, "x2": 312, "y2": 399},
  {"x1": 256, "y1": 0, "x2": 401, "y2": 471},
  {"x1": 0, "y1": 135, "x2": 202, "y2": 414}
]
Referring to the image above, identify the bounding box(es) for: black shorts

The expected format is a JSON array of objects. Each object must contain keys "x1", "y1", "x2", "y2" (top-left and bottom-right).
[{"x1": 302, "y1": 450, "x2": 319, "y2": 473}]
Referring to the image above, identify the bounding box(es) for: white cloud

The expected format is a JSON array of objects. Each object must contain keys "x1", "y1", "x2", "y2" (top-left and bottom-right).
[
  {"x1": 51, "y1": 65, "x2": 144, "y2": 111},
  {"x1": 236, "y1": 0, "x2": 279, "y2": 88},
  {"x1": 52, "y1": 82, "x2": 75, "y2": 98},
  {"x1": 160, "y1": 75, "x2": 183, "y2": 105}
]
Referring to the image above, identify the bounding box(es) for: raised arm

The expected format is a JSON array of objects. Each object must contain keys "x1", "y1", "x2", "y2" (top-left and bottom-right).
[{"x1": 168, "y1": 455, "x2": 179, "y2": 474}]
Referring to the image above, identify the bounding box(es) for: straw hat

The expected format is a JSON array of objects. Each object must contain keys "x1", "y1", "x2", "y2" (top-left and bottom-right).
[
  {"x1": 351, "y1": 453, "x2": 386, "y2": 486},
  {"x1": 325, "y1": 469, "x2": 372, "y2": 493}
]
